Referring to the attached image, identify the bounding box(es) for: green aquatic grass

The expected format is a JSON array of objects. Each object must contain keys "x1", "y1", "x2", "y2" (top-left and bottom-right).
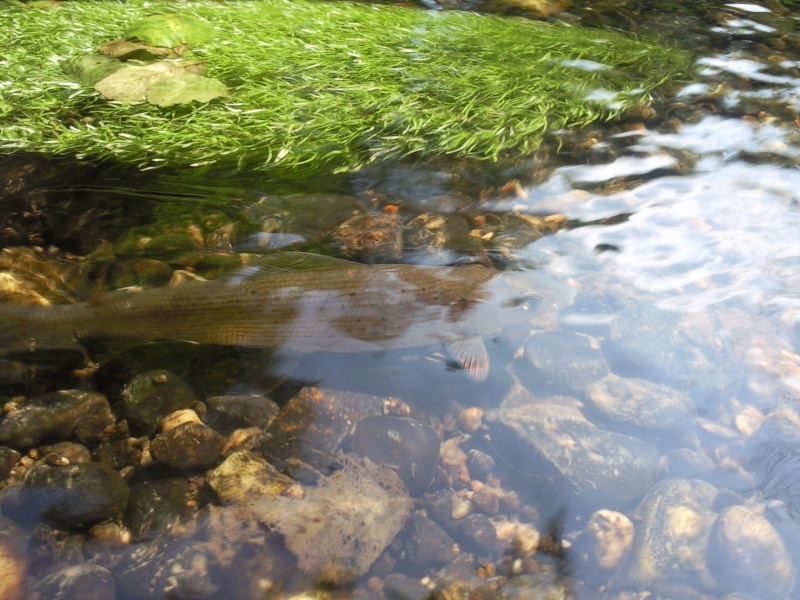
[{"x1": 0, "y1": 0, "x2": 691, "y2": 175}]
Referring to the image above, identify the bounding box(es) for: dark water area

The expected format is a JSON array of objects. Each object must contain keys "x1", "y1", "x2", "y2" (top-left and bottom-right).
[{"x1": 3, "y1": 0, "x2": 800, "y2": 599}]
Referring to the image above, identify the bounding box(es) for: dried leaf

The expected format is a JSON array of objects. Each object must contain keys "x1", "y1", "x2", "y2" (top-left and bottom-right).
[
  {"x1": 94, "y1": 61, "x2": 203, "y2": 104},
  {"x1": 257, "y1": 457, "x2": 412, "y2": 576},
  {"x1": 125, "y1": 13, "x2": 214, "y2": 48},
  {"x1": 145, "y1": 73, "x2": 228, "y2": 106},
  {"x1": 99, "y1": 38, "x2": 186, "y2": 60}
]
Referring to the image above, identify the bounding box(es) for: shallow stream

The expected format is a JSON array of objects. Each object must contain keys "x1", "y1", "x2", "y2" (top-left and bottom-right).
[{"x1": 3, "y1": 0, "x2": 800, "y2": 599}]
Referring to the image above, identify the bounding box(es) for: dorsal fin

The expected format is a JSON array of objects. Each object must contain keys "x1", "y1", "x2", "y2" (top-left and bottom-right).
[{"x1": 224, "y1": 252, "x2": 363, "y2": 283}]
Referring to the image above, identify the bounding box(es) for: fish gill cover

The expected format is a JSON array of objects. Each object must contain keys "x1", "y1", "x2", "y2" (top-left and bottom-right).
[{"x1": 0, "y1": 0, "x2": 691, "y2": 175}]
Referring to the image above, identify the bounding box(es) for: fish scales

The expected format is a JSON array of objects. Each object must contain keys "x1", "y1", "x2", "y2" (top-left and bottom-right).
[{"x1": 0, "y1": 255, "x2": 574, "y2": 380}]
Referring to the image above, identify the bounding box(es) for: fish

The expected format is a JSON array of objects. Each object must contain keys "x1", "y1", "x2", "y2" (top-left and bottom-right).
[{"x1": 0, "y1": 252, "x2": 574, "y2": 382}]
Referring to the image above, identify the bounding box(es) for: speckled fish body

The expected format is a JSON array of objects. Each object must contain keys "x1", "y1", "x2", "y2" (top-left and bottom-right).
[{"x1": 0, "y1": 254, "x2": 574, "y2": 380}]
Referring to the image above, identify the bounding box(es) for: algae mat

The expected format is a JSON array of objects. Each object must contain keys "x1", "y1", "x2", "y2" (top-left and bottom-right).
[{"x1": 0, "y1": 0, "x2": 691, "y2": 175}]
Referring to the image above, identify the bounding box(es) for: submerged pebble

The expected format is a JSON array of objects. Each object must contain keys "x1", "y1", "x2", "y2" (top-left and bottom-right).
[
  {"x1": 206, "y1": 450, "x2": 293, "y2": 505},
  {"x1": 258, "y1": 386, "x2": 384, "y2": 476},
  {"x1": 23, "y1": 461, "x2": 129, "y2": 528},
  {"x1": 584, "y1": 374, "x2": 697, "y2": 440},
  {"x1": 0, "y1": 390, "x2": 113, "y2": 448},
  {"x1": 519, "y1": 330, "x2": 609, "y2": 393},
  {"x1": 486, "y1": 394, "x2": 660, "y2": 511},
  {"x1": 350, "y1": 415, "x2": 441, "y2": 496},
  {"x1": 707, "y1": 504, "x2": 796, "y2": 599},
  {"x1": 614, "y1": 478, "x2": 719, "y2": 591},
  {"x1": 150, "y1": 421, "x2": 224, "y2": 471},
  {"x1": 402, "y1": 512, "x2": 457, "y2": 569},
  {"x1": 128, "y1": 478, "x2": 194, "y2": 541},
  {"x1": 119, "y1": 370, "x2": 198, "y2": 436},
  {"x1": 28, "y1": 563, "x2": 115, "y2": 600},
  {"x1": 204, "y1": 394, "x2": 279, "y2": 433}
]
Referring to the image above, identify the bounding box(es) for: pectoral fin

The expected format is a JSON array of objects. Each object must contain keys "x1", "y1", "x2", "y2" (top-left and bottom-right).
[{"x1": 445, "y1": 335, "x2": 489, "y2": 383}]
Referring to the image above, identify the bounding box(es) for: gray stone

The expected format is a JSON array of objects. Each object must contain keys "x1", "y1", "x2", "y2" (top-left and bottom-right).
[
  {"x1": 486, "y1": 395, "x2": 660, "y2": 511},
  {"x1": 614, "y1": 478, "x2": 718, "y2": 590},
  {"x1": 128, "y1": 478, "x2": 194, "y2": 541},
  {"x1": 119, "y1": 370, "x2": 197, "y2": 436},
  {"x1": 204, "y1": 394, "x2": 279, "y2": 433},
  {"x1": 707, "y1": 504, "x2": 796, "y2": 599},
  {"x1": 519, "y1": 330, "x2": 609, "y2": 393},
  {"x1": 584, "y1": 374, "x2": 697, "y2": 439},
  {"x1": 150, "y1": 422, "x2": 224, "y2": 471},
  {"x1": 350, "y1": 416, "x2": 440, "y2": 496},
  {"x1": 24, "y1": 462, "x2": 129, "y2": 528},
  {"x1": 29, "y1": 564, "x2": 115, "y2": 600},
  {"x1": 402, "y1": 512, "x2": 456, "y2": 568},
  {"x1": 0, "y1": 390, "x2": 112, "y2": 448}
]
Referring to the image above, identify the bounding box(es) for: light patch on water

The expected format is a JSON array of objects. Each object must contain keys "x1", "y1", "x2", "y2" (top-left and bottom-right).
[
  {"x1": 560, "y1": 59, "x2": 608, "y2": 72},
  {"x1": 724, "y1": 3, "x2": 772, "y2": 12},
  {"x1": 633, "y1": 115, "x2": 800, "y2": 158},
  {"x1": 558, "y1": 155, "x2": 678, "y2": 184},
  {"x1": 520, "y1": 124, "x2": 800, "y2": 322},
  {"x1": 697, "y1": 56, "x2": 791, "y2": 84}
]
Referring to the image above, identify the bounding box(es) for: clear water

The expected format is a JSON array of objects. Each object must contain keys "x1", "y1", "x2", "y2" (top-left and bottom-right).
[{"x1": 4, "y1": 0, "x2": 800, "y2": 598}]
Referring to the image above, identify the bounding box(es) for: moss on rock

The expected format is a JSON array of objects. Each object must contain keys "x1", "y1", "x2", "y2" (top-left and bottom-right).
[{"x1": 0, "y1": 0, "x2": 691, "y2": 175}]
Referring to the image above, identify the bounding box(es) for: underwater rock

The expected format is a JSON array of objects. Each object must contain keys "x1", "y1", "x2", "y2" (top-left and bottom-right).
[
  {"x1": 572, "y1": 509, "x2": 635, "y2": 574},
  {"x1": 258, "y1": 386, "x2": 384, "y2": 477},
  {"x1": 242, "y1": 193, "x2": 365, "y2": 248},
  {"x1": 404, "y1": 212, "x2": 476, "y2": 258},
  {"x1": 128, "y1": 478, "x2": 194, "y2": 541},
  {"x1": 114, "y1": 537, "x2": 220, "y2": 599},
  {"x1": 0, "y1": 390, "x2": 113, "y2": 448},
  {"x1": 0, "y1": 446, "x2": 20, "y2": 480},
  {"x1": 0, "y1": 516, "x2": 27, "y2": 600},
  {"x1": 746, "y1": 406, "x2": 800, "y2": 514},
  {"x1": 607, "y1": 303, "x2": 737, "y2": 400},
  {"x1": 402, "y1": 512, "x2": 457, "y2": 569},
  {"x1": 119, "y1": 370, "x2": 198, "y2": 436},
  {"x1": 349, "y1": 415, "x2": 441, "y2": 496},
  {"x1": 204, "y1": 394, "x2": 279, "y2": 434},
  {"x1": 382, "y1": 572, "x2": 433, "y2": 600},
  {"x1": 150, "y1": 421, "x2": 224, "y2": 470},
  {"x1": 518, "y1": 330, "x2": 609, "y2": 393},
  {"x1": 707, "y1": 504, "x2": 796, "y2": 599},
  {"x1": 614, "y1": 478, "x2": 719, "y2": 591},
  {"x1": 24, "y1": 461, "x2": 129, "y2": 528},
  {"x1": 466, "y1": 448, "x2": 495, "y2": 482},
  {"x1": 485, "y1": 395, "x2": 660, "y2": 511},
  {"x1": 584, "y1": 374, "x2": 697, "y2": 440},
  {"x1": 256, "y1": 456, "x2": 412, "y2": 580},
  {"x1": 206, "y1": 450, "x2": 293, "y2": 506},
  {"x1": 454, "y1": 513, "x2": 497, "y2": 555},
  {"x1": 334, "y1": 212, "x2": 403, "y2": 262},
  {"x1": 28, "y1": 563, "x2": 115, "y2": 600}
]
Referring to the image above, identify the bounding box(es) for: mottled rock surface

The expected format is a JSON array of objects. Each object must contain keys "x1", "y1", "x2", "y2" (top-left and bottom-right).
[
  {"x1": 29, "y1": 564, "x2": 115, "y2": 600},
  {"x1": 486, "y1": 393, "x2": 660, "y2": 511},
  {"x1": 707, "y1": 504, "x2": 796, "y2": 599},
  {"x1": 119, "y1": 370, "x2": 198, "y2": 436},
  {"x1": 24, "y1": 461, "x2": 129, "y2": 528},
  {"x1": 614, "y1": 478, "x2": 719, "y2": 591},
  {"x1": 350, "y1": 415, "x2": 440, "y2": 496},
  {"x1": 0, "y1": 390, "x2": 112, "y2": 448}
]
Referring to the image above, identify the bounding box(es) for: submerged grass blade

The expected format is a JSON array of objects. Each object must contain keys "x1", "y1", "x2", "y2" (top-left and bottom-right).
[{"x1": 0, "y1": 0, "x2": 692, "y2": 175}]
